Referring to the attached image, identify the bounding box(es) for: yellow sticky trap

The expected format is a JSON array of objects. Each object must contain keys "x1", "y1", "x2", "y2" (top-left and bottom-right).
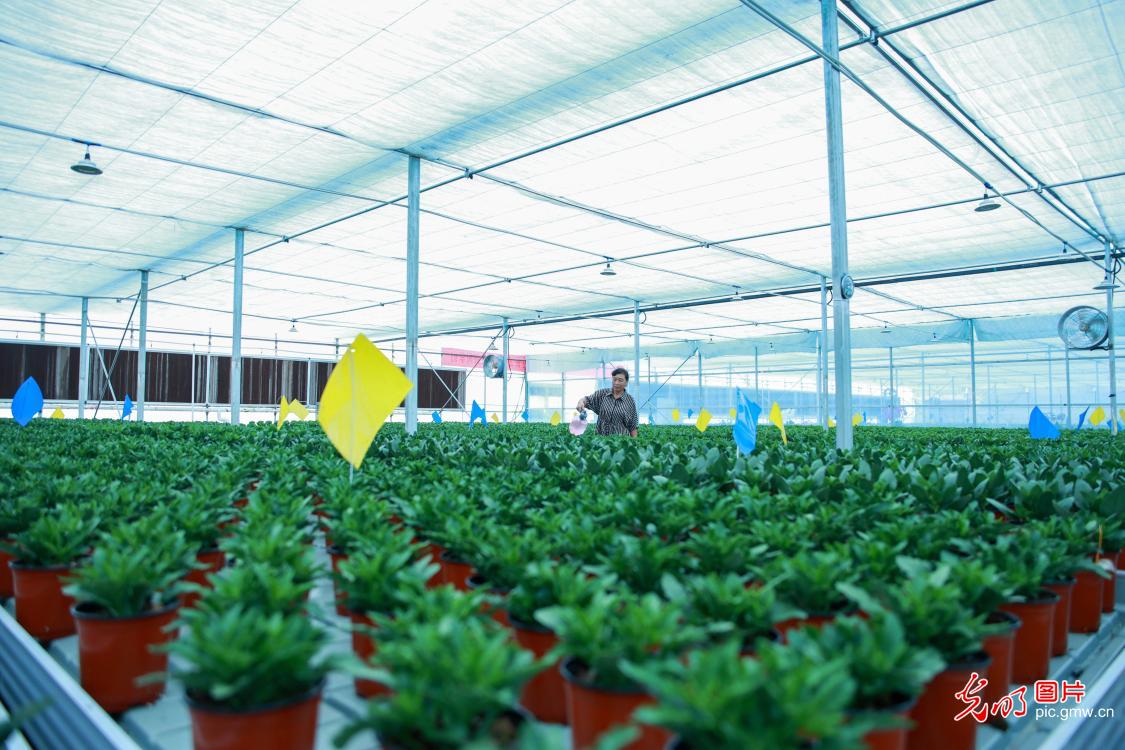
[
  {"x1": 289, "y1": 399, "x2": 309, "y2": 420},
  {"x1": 1090, "y1": 406, "x2": 1106, "y2": 427},
  {"x1": 769, "y1": 402, "x2": 787, "y2": 445},
  {"x1": 490, "y1": 413, "x2": 500, "y2": 423},
  {"x1": 695, "y1": 409, "x2": 712, "y2": 432},
  {"x1": 550, "y1": 411, "x2": 561, "y2": 426},
  {"x1": 729, "y1": 407, "x2": 737, "y2": 419},
  {"x1": 828, "y1": 417, "x2": 836, "y2": 428},
  {"x1": 672, "y1": 408, "x2": 680, "y2": 422},
  {"x1": 318, "y1": 334, "x2": 413, "y2": 469},
  {"x1": 49, "y1": 407, "x2": 64, "y2": 419},
  {"x1": 852, "y1": 413, "x2": 862, "y2": 426},
  {"x1": 277, "y1": 396, "x2": 290, "y2": 429}
]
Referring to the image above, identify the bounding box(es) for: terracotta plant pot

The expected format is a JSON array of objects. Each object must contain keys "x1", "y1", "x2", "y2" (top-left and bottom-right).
[
  {"x1": 72, "y1": 599, "x2": 180, "y2": 713},
  {"x1": 999, "y1": 589, "x2": 1058, "y2": 683},
  {"x1": 10, "y1": 562, "x2": 76, "y2": 640},
  {"x1": 774, "y1": 607, "x2": 854, "y2": 641},
  {"x1": 188, "y1": 682, "x2": 322, "y2": 750},
  {"x1": 328, "y1": 546, "x2": 349, "y2": 616},
  {"x1": 1100, "y1": 559, "x2": 1116, "y2": 613},
  {"x1": 466, "y1": 574, "x2": 511, "y2": 628},
  {"x1": 561, "y1": 657, "x2": 669, "y2": 750},
  {"x1": 0, "y1": 544, "x2": 14, "y2": 598},
  {"x1": 438, "y1": 551, "x2": 472, "y2": 592},
  {"x1": 855, "y1": 694, "x2": 916, "y2": 750},
  {"x1": 1069, "y1": 569, "x2": 1103, "y2": 633},
  {"x1": 182, "y1": 548, "x2": 225, "y2": 609},
  {"x1": 980, "y1": 611, "x2": 1020, "y2": 707},
  {"x1": 906, "y1": 651, "x2": 991, "y2": 750},
  {"x1": 512, "y1": 617, "x2": 566, "y2": 724},
  {"x1": 1042, "y1": 578, "x2": 1074, "y2": 657},
  {"x1": 348, "y1": 610, "x2": 390, "y2": 698}
]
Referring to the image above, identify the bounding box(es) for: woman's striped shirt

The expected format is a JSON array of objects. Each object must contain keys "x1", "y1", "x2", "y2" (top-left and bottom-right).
[{"x1": 583, "y1": 388, "x2": 639, "y2": 435}]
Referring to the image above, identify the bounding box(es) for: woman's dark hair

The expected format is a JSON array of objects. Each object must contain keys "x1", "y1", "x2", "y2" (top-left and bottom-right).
[{"x1": 610, "y1": 367, "x2": 629, "y2": 382}]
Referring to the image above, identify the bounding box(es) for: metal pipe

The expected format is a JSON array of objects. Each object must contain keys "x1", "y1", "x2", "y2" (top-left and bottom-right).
[
  {"x1": 697, "y1": 350, "x2": 704, "y2": 410},
  {"x1": 888, "y1": 346, "x2": 895, "y2": 425},
  {"x1": 405, "y1": 155, "x2": 421, "y2": 434},
  {"x1": 230, "y1": 229, "x2": 244, "y2": 425},
  {"x1": 1106, "y1": 245, "x2": 1118, "y2": 435},
  {"x1": 1047, "y1": 347, "x2": 1054, "y2": 415},
  {"x1": 821, "y1": 0, "x2": 853, "y2": 449},
  {"x1": 754, "y1": 345, "x2": 760, "y2": 401},
  {"x1": 1065, "y1": 346, "x2": 1072, "y2": 427},
  {"x1": 137, "y1": 270, "x2": 148, "y2": 421},
  {"x1": 502, "y1": 317, "x2": 509, "y2": 423},
  {"x1": 633, "y1": 300, "x2": 641, "y2": 403},
  {"x1": 190, "y1": 343, "x2": 196, "y2": 421},
  {"x1": 77, "y1": 298, "x2": 88, "y2": 418},
  {"x1": 38, "y1": 312, "x2": 45, "y2": 341},
  {"x1": 819, "y1": 276, "x2": 829, "y2": 427},
  {"x1": 920, "y1": 351, "x2": 926, "y2": 425},
  {"x1": 560, "y1": 371, "x2": 566, "y2": 416},
  {"x1": 969, "y1": 319, "x2": 977, "y2": 426}
]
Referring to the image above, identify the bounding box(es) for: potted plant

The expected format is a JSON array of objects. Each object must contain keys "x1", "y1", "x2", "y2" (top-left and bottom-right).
[
  {"x1": 660, "y1": 573, "x2": 796, "y2": 653},
  {"x1": 335, "y1": 540, "x2": 436, "y2": 697},
  {"x1": 621, "y1": 639, "x2": 867, "y2": 749},
  {"x1": 536, "y1": 590, "x2": 705, "y2": 750},
  {"x1": 2, "y1": 502, "x2": 98, "y2": 640},
  {"x1": 1031, "y1": 516, "x2": 1104, "y2": 651},
  {"x1": 506, "y1": 561, "x2": 608, "y2": 724},
  {"x1": 220, "y1": 520, "x2": 322, "y2": 598},
  {"x1": 786, "y1": 612, "x2": 944, "y2": 750},
  {"x1": 333, "y1": 613, "x2": 546, "y2": 749},
  {"x1": 469, "y1": 529, "x2": 552, "y2": 625},
  {"x1": 841, "y1": 559, "x2": 996, "y2": 750},
  {"x1": 0, "y1": 495, "x2": 40, "y2": 598},
  {"x1": 193, "y1": 562, "x2": 315, "y2": 616},
  {"x1": 592, "y1": 535, "x2": 692, "y2": 595},
  {"x1": 64, "y1": 514, "x2": 194, "y2": 713},
  {"x1": 160, "y1": 605, "x2": 335, "y2": 750},
  {"x1": 767, "y1": 549, "x2": 858, "y2": 637},
  {"x1": 168, "y1": 493, "x2": 232, "y2": 608}
]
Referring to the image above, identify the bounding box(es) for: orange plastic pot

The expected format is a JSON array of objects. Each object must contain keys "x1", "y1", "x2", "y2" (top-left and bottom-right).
[
  {"x1": 561, "y1": 658, "x2": 669, "y2": 750},
  {"x1": 774, "y1": 607, "x2": 853, "y2": 642},
  {"x1": 72, "y1": 599, "x2": 180, "y2": 713},
  {"x1": 0, "y1": 544, "x2": 14, "y2": 598},
  {"x1": 182, "y1": 548, "x2": 225, "y2": 609},
  {"x1": 188, "y1": 682, "x2": 322, "y2": 750},
  {"x1": 999, "y1": 590, "x2": 1058, "y2": 684},
  {"x1": 438, "y1": 551, "x2": 472, "y2": 592},
  {"x1": 467, "y1": 574, "x2": 511, "y2": 628},
  {"x1": 348, "y1": 611, "x2": 390, "y2": 698},
  {"x1": 328, "y1": 546, "x2": 349, "y2": 616},
  {"x1": 855, "y1": 694, "x2": 915, "y2": 750},
  {"x1": 906, "y1": 651, "x2": 991, "y2": 750},
  {"x1": 1100, "y1": 559, "x2": 1116, "y2": 614},
  {"x1": 1069, "y1": 570, "x2": 1103, "y2": 633},
  {"x1": 1042, "y1": 578, "x2": 1074, "y2": 657},
  {"x1": 10, "y1": 562, "x2": 76, "y2": 640},
  {"x1": 512, "y1": 617, "x2": 566, "y2": 724},
  {"x1": 980, "y1": 611, "x2": 1019, "y2": 707}
]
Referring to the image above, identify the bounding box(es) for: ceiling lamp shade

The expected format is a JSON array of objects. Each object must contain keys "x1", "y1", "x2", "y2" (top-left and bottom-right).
[
  {"x1": 974, "y1": 193, "x2": 1000, "y2": 212},
  {"x1": 600, "y1": 262, "x2": 616, "y2": 277},
  {"x1": 70, "y1": 148, "x2": 102, "y2": 175}
]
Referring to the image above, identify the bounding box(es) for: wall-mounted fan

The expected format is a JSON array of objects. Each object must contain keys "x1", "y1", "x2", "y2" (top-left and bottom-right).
[
  {"x1": 1058, "y1": 305, "x2": 1109, "y2": 350},
  {"x1": 482, "y1": 354, "x2": 506, "y2": 378}
]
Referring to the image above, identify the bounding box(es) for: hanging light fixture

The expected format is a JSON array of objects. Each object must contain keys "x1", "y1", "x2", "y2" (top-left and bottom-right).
[
  {"x1": 881, "y1": 323, "x2": 891, "y2": 334},
  {"x1": 1093, "y1": 270, "x2": 1119, "y2": 291},
  {"x1": 600, "y1": 259, "x2": 616, "y2": 277},
  {"x1": 288, "y1": 320, "x2": 298, "y2": 333},
  {"x1": 974, "y1": 191, "x2": 1000, "y2": 212},
  {"x1": 70, "y1": 146, "x2": 102, "y2": 176}
]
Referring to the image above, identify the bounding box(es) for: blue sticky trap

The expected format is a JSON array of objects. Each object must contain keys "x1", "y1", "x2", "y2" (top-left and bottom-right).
[
  {"x1": 11, "y1": 377, "x2": 43, "y2": 426},
  {"x1": 687, "y1": 409, "x2": 694, "y2": 420},
  {"x1": 1029, "y1": 406, "x2": 1060, "y2": 440},
  {"x1": 521, "y1": 408, "x2": 529, "y2": 422},
  {"x1": 1076, "y1": 406, "x2": 1089, "y2": 431},
  {"x1": 121, "y1": 395, "x2": 133, "y2": 421},
  {"x1": 733, "y1": 392, "x2": 762, "y2": 455},
  {"x1": 648, "y1": 411, "x2": 655, "y2": 426},
  {"x1": 469, "y1": 400, "x2": 486, "y2": 425},
  {"x1": 431, "y1": 411, "x2": 442, "y2": 424}
]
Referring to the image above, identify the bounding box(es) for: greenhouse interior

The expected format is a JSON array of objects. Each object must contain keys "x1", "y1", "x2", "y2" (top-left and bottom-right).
[{"x1": 1, "y1": 1, "x2": 1123, "y2": 750}]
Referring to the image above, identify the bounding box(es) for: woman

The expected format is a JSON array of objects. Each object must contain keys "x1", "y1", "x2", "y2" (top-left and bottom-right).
[{"x1": 577, "y1": 367, "x2": 639, "y2": 437}]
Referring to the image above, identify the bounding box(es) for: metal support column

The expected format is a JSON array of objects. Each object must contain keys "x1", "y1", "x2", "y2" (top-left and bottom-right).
[
  {"x1": 633, "y1": 300, "x2": 641, "y2": 401},
  {"x1": 560, "y1": 372, "x2": 566, "y2": 416},
  {"x1": 822, "y1": 0, "x2": 853, "y2": 449},
  {"x1": 1106, "y1": 244, "x2": 1118, "y2": 435},
  {"x1": 38, "y1": 312, "x2": 45, "y2": 341},
  {"x1": 137, "y1": 270, "x2": 148, "y2": 421},
  {"x1": 1065, "y1": 346, "x2": 1073, "y2": 427},
  {"x1": 697, "y1": 350, "x2": 704, "y2": 410},
  {"x1": 306, "y1": 359, "x2": 313, "y2": 406},
  {"x1": 969, "y1": 319, "x2": 977, "y2": 426},
  {"x1": 190, "y1": 344, "x2": 196, "y2": 421},
  {"x1": 230, "y1": 229, "x2": 245, "y2": 425},
  {"x1": 77, "y1": 298, "x2": 89, "y2": 418},
  {"x1": 501, "y1": 318, "x2": 509, "y2": 423},
  {"x1": 819, "y1": 276, "x2": 829, "y2": 427},
  {"x1": 920, "y1": 352, "x2": 926, "y2": 425},
  {"x1": 888, "y1": 347, "x2": 895, "y2": 425},
  {"x1": 405, "y1": 156, "x2": 421, "y2": 434},
  {"x1": 754, "y1": 345, "x2": 760, "y2": 401},
  {"x1": 1047, "y1": 347, "x2": 1054, "y2": 415}
]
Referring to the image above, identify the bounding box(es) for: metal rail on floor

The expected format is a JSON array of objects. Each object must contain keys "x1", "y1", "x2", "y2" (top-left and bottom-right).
[{"x1": 0, "y1": 606, "x2": 141, "y2": 750}]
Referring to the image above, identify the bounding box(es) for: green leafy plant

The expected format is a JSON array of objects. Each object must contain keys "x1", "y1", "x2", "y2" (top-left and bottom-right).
[
  {"x1": 505, "y1": 561, "x2": 608, "y2": 626},
  {"x1": 768, "y1": 548, "x2": 856, "y2": 615},
  {"x1": 2, "y1": 502, "x2": 98, "y2": 567},
  {"x1": 220, "y1": 521, "x2": 321, "y2": 584},
  {"x1": 335, "y1": 540, "x2": 436, "y2": 616},
  {"x1": 193, "y1": 562, "x2": 315, "y2": 616},
  {"x1": 470, "y1": 528, "x2": 551, "y2": 592},
  {"x1": 661, "y1": 572, "x2": 797, "y2": 646},
  {"x1": 536, "y1": 590, "x2": 704, "y2": 690},
  {"x1": 334, "y1": 615, "x2": 547, "y2": 750},
  {"x1": 167, "y1": 493, "x2": 231, "y2": 552},
  {"x1": 160, "y1": 605, "x2": 333, "y2": 710},
  {"x1": 63, "y1": 514, "x2": 194, "y2": 617},
  {"x1": 593, "y1": 534, "x2": 691, "y2": 594}
]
